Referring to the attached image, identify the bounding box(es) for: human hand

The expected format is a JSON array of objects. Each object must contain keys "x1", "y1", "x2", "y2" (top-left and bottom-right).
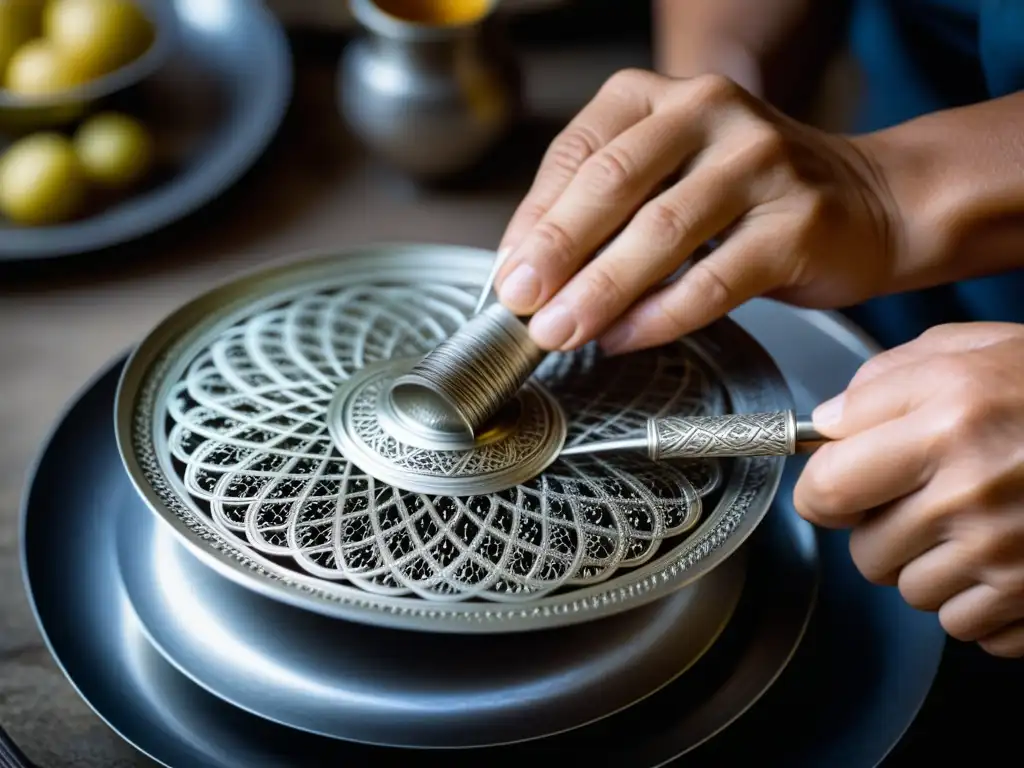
[
  {"x1": 795, "y1": 322, "x2": 1024, "y2": 658},
  {"x1": 494, "y1": 69, "x2": 902, "y2": 354}
]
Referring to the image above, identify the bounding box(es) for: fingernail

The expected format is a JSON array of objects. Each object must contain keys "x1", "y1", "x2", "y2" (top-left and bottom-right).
[
  {"x1": 529, "y1": 304, "x2": 577, "y2": 349},
  {"x1": 813, "y1": 394, "x2": 845, "y2": 429},
  {"x1": 497, "y1": 263, "x2": 541, "y2": 313},
  {"x1": 599, "y1": 322, "x2": 635, "y2": 355}
]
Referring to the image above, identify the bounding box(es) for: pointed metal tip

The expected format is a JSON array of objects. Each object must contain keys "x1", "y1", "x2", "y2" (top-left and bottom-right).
[
  {"x1": 559, "y1": 436, "x2": 648, "y2": 458},
  {"x1": 472, "y1": 248, "x2": 512, "y2": 316}
]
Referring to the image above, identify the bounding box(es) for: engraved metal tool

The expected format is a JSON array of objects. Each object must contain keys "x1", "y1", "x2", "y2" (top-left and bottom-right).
[{"x1": 559, "y1": 411, "x2": 827, "y2": 461}]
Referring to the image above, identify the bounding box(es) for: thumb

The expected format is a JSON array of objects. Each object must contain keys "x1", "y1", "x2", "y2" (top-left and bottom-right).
[{"x1": 812, "y1": 357, "x2": 937, "y2": 439}]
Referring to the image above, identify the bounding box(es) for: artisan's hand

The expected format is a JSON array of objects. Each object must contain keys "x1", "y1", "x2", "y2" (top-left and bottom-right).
[
  {"x1": 494, "y1": 69, "x2": 901, "y2": 354},
  {"x1": 796, "y1": 322, "x2": 1024, "y2": 658}
]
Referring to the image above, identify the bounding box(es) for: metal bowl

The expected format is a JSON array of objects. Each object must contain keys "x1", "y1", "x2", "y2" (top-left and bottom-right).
[
  {"x1": 116, "y1": 489, "x2": 747, "y2": 747},
  {"x1": 0, "y1": 0, "x2": 177, "y2": 131}
]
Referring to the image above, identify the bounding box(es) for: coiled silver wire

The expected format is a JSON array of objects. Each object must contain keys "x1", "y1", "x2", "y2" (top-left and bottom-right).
[{"x1": 390, "y1": 302, "x2": 544, "y2": 436}]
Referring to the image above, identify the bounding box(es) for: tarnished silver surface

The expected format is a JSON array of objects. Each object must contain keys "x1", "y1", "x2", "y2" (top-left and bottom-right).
[
  {"x1": 560, "y1": 411, "x2": 827, "y2": 460},
  {"x1": 328, "y1": 357, "x2": 567, "y2": 496},
  {"x1": 389, "y1": 302, "x2": 544, "y2": 438},
  {"x1": 114, "y1": 244, "x2": 791, "y2": 632},
  {"x1": 338, "y1": 0, "x2": 521, "y2": 179},
  {"x1": 117, "y1": 493, "x2": 747, "y2": 747}
]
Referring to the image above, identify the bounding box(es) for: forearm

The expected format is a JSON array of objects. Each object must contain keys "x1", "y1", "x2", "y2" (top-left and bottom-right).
[
  {"x1": 652, "y1": 0, "x2": 813, "y2": 96},
  {"x1": 857, "y1": 91, "x2": 1024, "y2": 290}
]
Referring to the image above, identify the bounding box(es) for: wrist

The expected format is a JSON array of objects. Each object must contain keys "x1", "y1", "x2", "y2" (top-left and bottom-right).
[
  {"x1": 655, "y1": 32, "x2": 765, "y2": 96},
  {"x1": 852, "y1": 95, "x2": 1024, "y2": 290}
]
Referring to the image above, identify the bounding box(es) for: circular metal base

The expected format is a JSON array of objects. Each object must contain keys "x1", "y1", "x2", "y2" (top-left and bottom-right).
[
  {"x1": 117, "y1": 493, "x2": 746, "y2": 748},
  {"x1": 327, "y1": 358, "x2": 567, "y2": 496}
]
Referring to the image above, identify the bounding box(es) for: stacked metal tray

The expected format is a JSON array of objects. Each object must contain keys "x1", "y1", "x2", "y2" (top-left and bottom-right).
[{"x1": 19, "y1": 243, "x2": 948, "y2": 767}]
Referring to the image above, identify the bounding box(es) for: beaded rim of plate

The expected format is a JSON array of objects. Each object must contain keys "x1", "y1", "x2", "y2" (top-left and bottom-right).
[{"x1": 114, "y1": 245, "x2": 791, "y2": 633}]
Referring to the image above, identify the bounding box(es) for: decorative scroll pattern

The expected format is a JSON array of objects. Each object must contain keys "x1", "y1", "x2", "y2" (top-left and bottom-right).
[
  {"x1": 149, "y1": 281, "x2": 729, "y2": 604},
  {"x1": 652, "y1": 412, "x2": 792, "y2": 460}
]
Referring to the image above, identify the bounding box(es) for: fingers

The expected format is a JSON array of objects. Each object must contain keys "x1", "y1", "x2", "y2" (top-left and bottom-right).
[
  {"x1": 498, "y1": 69, "x2": 666, "y2": 258},
  {"x1": 523, "y1": 150, "x2": 747, "y2": 349},
  {"x1": 497, "y1": 110, "x2": 706, "y2": 323},
  {"x1": 794, "y1": 411, "x2": 937, "y2": 528},
  {"x1": 846, "y1": 322, "x2": 1022, "y2": 391},
  {"x1": 897, "y1": 543, "x2": 975, "y2": 610},
  {"x1": 978, "y1": 620, "x2": 1024, "y2": 658},
  {"x1": 939, "y1": 583, "x2": 1024, "y2": 642},
  {"x1": 594, "y1": 223, "x2": 784, "y2": 353},
  {"x1": 811, "y1": 354, "x2": 954, "y2": 439},
  {"x1": 846, "y1": 495, "x2": 948, "y2": 586}
]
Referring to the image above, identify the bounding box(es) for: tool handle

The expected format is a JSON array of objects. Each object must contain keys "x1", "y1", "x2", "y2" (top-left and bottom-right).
[{"x1": 648, "y1": 411, "x2": 819, "y2": 460}]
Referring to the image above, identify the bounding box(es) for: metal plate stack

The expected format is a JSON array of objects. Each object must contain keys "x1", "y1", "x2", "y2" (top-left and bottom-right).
[{"x1": 21, "y1": 243, "x2": 949, "y2": 767}]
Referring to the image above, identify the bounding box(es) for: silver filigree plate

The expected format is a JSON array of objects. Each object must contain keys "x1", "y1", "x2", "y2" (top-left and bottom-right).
[{"x1": 115, "y1": 245, "x2": 793, "y2": 632}]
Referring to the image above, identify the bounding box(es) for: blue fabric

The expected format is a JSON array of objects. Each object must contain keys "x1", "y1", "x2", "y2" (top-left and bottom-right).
[{"x1": 839, "y1": 0, "x2": 1024, "y2": 348}]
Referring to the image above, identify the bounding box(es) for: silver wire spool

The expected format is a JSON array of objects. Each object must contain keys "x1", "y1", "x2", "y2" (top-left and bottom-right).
[{"x1": 389, "y1": 302, "x2": 543, "y2": 440}]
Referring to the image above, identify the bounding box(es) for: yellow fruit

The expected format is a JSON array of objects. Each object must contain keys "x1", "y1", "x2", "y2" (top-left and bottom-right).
[
  {"x1": 43, "y1": 0, "x2": 154, "y2": 79},
  {"x1": 0, "y1": 1, "x2": 43, "y2": 76},
  {"x1": 3, "y1": 38, "x2": 84, "y2": 95},
  {"x1": 73, "y1": 111, "x2": 152, "y2": 188},
  {"x1": 0, "y1": 132, "x2": 87, "y2": 224}
]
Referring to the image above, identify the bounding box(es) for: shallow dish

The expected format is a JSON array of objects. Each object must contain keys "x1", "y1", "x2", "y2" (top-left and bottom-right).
[
  {"x1": 0, "y1": 0, "x2": 177, "y2": 130},
  {"x1": 0, "y1": 0, "x2": 291, "y2": 261}
]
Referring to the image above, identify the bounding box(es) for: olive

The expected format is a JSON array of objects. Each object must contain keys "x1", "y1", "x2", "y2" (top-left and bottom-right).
[
  {"x1": 43, "y1": 0, "x2": 154, "y2": 79},
  {"x1": 3, "y1": 38, "x2": 84, "y2": 95},
  {"x1": 73, "y1": 111, "x2": 153, "y2": 188},
  {"x1": 0, "y1": 1, "x2": 43, "y2": 77},
  {"x1": 0, "y1": 132, "x2": 87, "y2": 225}
]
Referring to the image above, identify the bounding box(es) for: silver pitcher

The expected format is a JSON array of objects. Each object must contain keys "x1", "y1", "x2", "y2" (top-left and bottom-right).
[{"x1": 339, "y1": 0, "x2": 522, "y2": 180}]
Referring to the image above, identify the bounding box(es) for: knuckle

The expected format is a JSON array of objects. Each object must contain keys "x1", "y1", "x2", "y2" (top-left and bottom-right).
[
  {"x1": 545, "y1": 125, "x2": 603, "y2": 176},
  {"x1": 734, "y1": 126, "x2": 787, "y2": 173},
  {"x1": 989, "y1": 568, "x2": 1024, "y2": 599},
  {"x1": 513, "y1": 200, "x2": 551, "y2": 231},
  {"x1": 635, "y1": 197, "x2": 698, "y2": 251},
  {"x1": 927, "y1": 363, "x2": 992, "y2": 440},
  {"x1": 531, "y1": 219, "x2": 578, "y2": 266},
  {"x1": 601, "y1": 68, "x2": 659, "y2": 100},
  {"x1": 647, "y1": 291, "x2": 692, "y2": 340},
  {"x1": 576, "y1": 267, "x2": 626, "y2": 317},
  {"x1": 848, "y1": 354, "x2": 889, "y2": 389},
  {"x1": 580, "y1": 145, "x2": 636, "y2": 200},
  {"x1": 688, "y1": 73, "x2": 742, "y2": 107},
  {"x1": 682, "y1": 260, "x2": 735, "y2": 313}
]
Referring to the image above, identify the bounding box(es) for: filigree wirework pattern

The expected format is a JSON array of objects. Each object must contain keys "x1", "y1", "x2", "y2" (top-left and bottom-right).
[{"x1": 155, "y1": 282, "x2": 728, "y2": 603}]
